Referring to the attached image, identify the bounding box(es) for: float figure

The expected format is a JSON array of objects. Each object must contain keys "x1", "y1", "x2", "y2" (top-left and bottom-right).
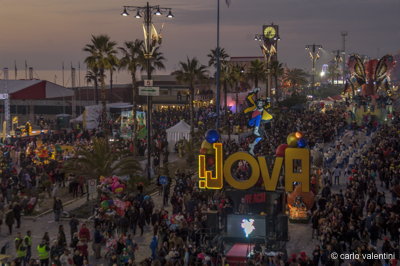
[{"x1": 244, "y1": 88, "x2": 273, "y2": 155}]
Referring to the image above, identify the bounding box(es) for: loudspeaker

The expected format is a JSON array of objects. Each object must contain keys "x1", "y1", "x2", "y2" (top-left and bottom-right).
[
  {"x1": 276, "y1": 214, "x2": 288, "y2": 241},
  {"x1": 265, "y1": 214, "x2": 288, "y2": 241}
]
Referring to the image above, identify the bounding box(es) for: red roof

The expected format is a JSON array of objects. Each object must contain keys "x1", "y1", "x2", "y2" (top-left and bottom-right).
[{"x1": 11, "y1": 80, "x2": 46, "y2": 99}]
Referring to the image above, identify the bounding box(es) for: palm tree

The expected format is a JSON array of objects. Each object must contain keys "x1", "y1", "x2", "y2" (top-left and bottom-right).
[
  {"x1": 119, "y1": 40, "x2": 144, "y2": 155},
  {"x1": 172, "y1": 57, "x2": 208, "y2": 137},
  {"x1": 85, "y1": 68, "x2": 100, "y2": 104},
  {"x1": 270, "y1": 60, "x2": 284, "y2": 100},
  {"x1": 63, "y1": 138, "x2": 142, "y2": 180},
  {"x1": 283, "y1": 68, "x2": 309, "y2": 93},
  {"x1": 83, "y1": 35, "x2": 118, "y2": 132},
  {"x1": 247, "y1": 59, "x2": 265, "y2": 88},
  {"x1": 208, "y1": 48, "x2": 230, "y2": 111},
  {"x1": 207, "y1": 47, "x2": 230, "y2": 68}
]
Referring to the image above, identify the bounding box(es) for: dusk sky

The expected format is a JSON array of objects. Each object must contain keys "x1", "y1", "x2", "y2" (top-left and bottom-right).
[{"x1": 0, "y1": 0, "x2": 399, "y2": 85}]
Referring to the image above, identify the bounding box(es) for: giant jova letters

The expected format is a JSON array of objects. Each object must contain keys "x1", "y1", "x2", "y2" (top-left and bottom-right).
[{"x1": 199, "y1": 143, "x2": 310, "y2": 192}]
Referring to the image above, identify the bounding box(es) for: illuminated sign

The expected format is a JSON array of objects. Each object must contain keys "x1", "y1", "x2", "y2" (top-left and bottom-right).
[
  {"x1": 199, "y1": 143, "x2": 310, "y2": 192},
  {"x1": 244, "y1": 192, "x2": 266, "y2": 204}
]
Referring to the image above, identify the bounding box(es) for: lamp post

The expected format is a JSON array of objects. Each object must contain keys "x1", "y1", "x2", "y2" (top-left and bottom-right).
[
  {"x1": 121, "y1": 3, "x2": 173, "y2": 180},
  {"x1": 254, "y1": 24, "x2": 280, "y2": 102},
  {"x1": 216, "y1": 0, "x2": 221, "y2": 129},
  {"x1": 305, "y1": 44, "x2": 322, "y2": 95},
  {"x1": 333, "y1": 49, "x2": 342, "y2": 86}
]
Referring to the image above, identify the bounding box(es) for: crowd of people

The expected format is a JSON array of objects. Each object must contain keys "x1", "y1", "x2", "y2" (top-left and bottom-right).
[
  {"x1": 0, "y1": 98, "x2": 399, "y2": 265},
  {"x1": 310, "y1": 122, "x2": 400, "y2": 265}
]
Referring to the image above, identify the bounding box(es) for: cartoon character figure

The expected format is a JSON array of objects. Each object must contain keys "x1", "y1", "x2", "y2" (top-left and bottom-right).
[
  {"x1": 244, "y1": 88, "x2": 273, "y2": 155},
  {"x1": 344, "y1": 54, "x2": 395, "y2": 97},
  {"x1": 241, "y1": 218, "x2": 255, "y2": 238}
]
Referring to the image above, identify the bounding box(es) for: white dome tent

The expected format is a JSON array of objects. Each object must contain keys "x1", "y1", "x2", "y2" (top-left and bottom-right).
[{"x1": 166, "y1": 120, "x2": 191, "y2": 152}]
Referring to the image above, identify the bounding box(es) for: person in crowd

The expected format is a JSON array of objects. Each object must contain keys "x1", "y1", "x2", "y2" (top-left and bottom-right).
[
  {"x1": 69, "y1": 214, "x2": 79, "y2": 242},
  {"x1": 53, "y1": 197, "x2": 63, "y2": 222},
  {"x1": 37, "y1": 239, "x2": 50, "y2": 266}
]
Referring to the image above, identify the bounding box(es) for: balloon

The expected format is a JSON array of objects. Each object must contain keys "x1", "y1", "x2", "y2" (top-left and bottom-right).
[
  {"x1": 205, "y1": 129, "x2": 220, "y2": 144},
  {"x1": 207, "y1": 157, "x2": 215, "y2": 166},
  {"x1": 201, "y1": 140, "x2": 212, "y2": 150},
  {"x1": 114, "y1": 187, "x2": 124, "y2": 194},
  {"x1": 287, "y1": 133, "x2": 298, "y2": 147},
  {"x1": 275, "y1": 144, "x2": 288, "y2": 157},
  {"x1": 199, "y1": 148, "x2": 207, "y2": 155},
  {"x1": 101, "y1": 200, "x2": 109, "y2": 210},
  {"x1": 295, "y1": 132, "x2": 303, "y2": 139},
  {"x1": 297, "y1": 138, "x2": 307, "y2": 148},
  {"x1": 108, "y1": 199, "x2": 114, "y2": 206},
  {"x1": 206, "y1": 148, "x2": 214, "y2": 155}
]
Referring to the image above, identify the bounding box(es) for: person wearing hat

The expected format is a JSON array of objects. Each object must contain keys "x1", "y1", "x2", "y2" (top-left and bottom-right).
[{"x1": 37, "y1": 240, "x2": 50, "y2": 266}]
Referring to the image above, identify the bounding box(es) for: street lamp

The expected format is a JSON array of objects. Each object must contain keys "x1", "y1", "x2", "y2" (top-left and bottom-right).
[
  {"x1": 305, "y1": 44, "x2": 322, "y2": 95},
  {"x1": 121, "y1": 2, "x2": 173, "y2": 180},
  {"x1": 254, "y1": 24, "x2": 280, "y2": 102}
]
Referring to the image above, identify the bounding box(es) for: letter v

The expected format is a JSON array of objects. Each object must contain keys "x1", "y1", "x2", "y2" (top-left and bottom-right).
[{"x1": 257, "y1": 157, "x2": 283, "y2": 191}]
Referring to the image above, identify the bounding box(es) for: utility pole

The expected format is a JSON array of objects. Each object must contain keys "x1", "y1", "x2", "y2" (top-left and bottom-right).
[
  {"x1": 121, "y1": 2, "x2": 173, "y2": 180},
  {"x1": 341, "y1": 31, "x2": 348, "y2": 83},
  {"x1": 71, "y1": 66, "x2": 76, "y2": 117},
  {"x1": 3, "y1": 68, "x2": 10, "y2": 137},
  {"x1": 305, "y1": 44, "x2": 322, "y2": 95},
  {"x1": 216, "y1": 0, "x2": 221, "y2": 129},
  {"x1": 333, "y1": 49, "x2": 342, "y2": 85}
]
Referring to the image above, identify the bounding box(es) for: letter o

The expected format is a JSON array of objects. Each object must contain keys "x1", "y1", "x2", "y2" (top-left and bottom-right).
[{"x1": 223, "y1": 152, "x2": 260, "y2": 190}]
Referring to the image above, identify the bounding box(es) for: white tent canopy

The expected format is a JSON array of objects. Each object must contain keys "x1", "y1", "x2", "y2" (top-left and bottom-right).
[{"x1": 166, "y1": 120, "x2": 191, "y2": 152}]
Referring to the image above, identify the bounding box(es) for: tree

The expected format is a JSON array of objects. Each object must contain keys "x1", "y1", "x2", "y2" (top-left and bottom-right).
[
  {"x1": 63, "y1": 138, "x2": 142, "y2": 180},
  {"x1": 207, "y1": 47, "x2": 230, "y2": 69},
  {"x1": 283, "y1": 68, "x2": 309, "y2": 93},
  {"x1": 208, "y1": 47, "x2": 230, "y2": 112},
  {"x1": 270, "y1": 60, "x2": 284, "y2": 100},
  {"x1": 119, "y1": 40, "x2": 144, "y2": 156},
  {"x1": 85, "y1": 68, "x2": 100, "y2": 104},
  {"x1": 172, "y1": 57, "x2": 208, "y2": 137},
  {"x1": 83, "y1": 35, "x2": 118, "y2": 132},
  {"x1": 247, "y1": 59, "x2": 265, "y2": 88}
]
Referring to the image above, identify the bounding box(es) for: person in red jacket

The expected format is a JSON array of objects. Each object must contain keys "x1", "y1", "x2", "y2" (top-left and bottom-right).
[{"x1": 78, "y1": 223, "x2": 90, "y2": 242}]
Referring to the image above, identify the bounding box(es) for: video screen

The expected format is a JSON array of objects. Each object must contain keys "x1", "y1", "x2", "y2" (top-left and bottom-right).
[{"x1": 226, "y1": 214, "x2": 266, "y2": 238}]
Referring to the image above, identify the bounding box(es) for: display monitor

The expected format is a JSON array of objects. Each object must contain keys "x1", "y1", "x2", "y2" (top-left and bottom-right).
[{"x1": 226, "y1": 214, "x2": 266, "y2": 239}]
